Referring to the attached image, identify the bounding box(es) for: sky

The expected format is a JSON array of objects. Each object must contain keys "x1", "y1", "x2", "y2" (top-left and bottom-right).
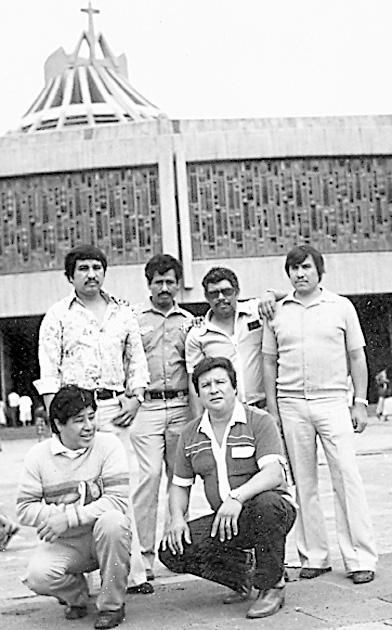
[{"x1": 0, "y1": 0, "x2": 391, "y2": 135}]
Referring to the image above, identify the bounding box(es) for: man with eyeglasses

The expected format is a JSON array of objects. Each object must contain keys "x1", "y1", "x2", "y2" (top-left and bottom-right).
[{"x1": 186, "y1": 266, "x2": 274, "y2": 418}]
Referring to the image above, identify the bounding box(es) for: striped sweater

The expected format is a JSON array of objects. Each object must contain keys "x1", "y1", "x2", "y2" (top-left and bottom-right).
[{"x1": 16, "y1": 433, "x2": 129, "y2": 537}]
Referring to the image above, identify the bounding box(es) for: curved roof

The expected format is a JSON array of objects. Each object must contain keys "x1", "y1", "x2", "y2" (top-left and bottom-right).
[{"x1": 11, "y1": 3, "x2": 165, "y2": 134}]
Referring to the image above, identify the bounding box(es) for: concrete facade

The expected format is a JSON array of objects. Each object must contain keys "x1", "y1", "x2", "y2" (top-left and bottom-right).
[{"x1": 1, "y1": 114, "x2": 392, "y2": 315}]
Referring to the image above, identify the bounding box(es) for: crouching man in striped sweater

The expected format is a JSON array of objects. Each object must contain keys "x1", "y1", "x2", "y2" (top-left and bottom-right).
[{"x1": 16, "y1": 386, "x2": 130, "y2": 630}]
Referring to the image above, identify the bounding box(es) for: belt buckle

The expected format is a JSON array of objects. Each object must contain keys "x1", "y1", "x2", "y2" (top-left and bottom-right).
[{"x1": 161, "y1": 391, "x2": 167, "y2": 401}]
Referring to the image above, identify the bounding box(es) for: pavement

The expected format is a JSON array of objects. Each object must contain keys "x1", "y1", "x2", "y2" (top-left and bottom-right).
[{"x1": 0, "y1": 416, "x2": 392, "y2": 630}]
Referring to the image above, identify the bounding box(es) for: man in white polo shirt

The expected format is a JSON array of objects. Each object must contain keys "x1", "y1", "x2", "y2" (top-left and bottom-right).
[{"x1": 262, "y1": 244, "x2": 377, "y2": 584}]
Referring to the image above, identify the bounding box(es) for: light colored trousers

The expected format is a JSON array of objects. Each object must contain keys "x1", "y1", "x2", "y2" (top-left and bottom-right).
[
  {"x1": 278, "y1": 397, "x2": 378, "y2": 572},
  {"x1": 129, "y1": 399, "x2": 189, "y2": 571},
  {"x1": 96, "y1": 398, "x2": 147, "y2": 586},
  {"x1": 24, "y1": 511, "x2": 130, "y2": 611}
]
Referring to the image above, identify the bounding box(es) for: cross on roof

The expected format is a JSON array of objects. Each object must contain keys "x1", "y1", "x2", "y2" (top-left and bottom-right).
[{"x1": 81, "y1": 2, "x2": 100, "y2": 58}]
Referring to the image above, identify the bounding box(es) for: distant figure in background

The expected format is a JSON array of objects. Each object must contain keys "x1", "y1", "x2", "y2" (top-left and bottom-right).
[
  {"x1": 19, "y1": 394, "x2": 33, "y2": 426},
  {"x1": 7, "y1": 391, "x2": 20, "y2": 427},
  {"x1": 34, "y1": 404, "x2": 48, "y2": 442},
  {"x1": 375, "y1": 367, "x2": 392, "y2": 421},
  {"x1": 0, "y1": 400, "x2": 6, "y2": 427}
]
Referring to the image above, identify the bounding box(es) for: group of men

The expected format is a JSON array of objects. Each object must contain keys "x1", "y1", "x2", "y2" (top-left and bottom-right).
[{"x1": 13, "y1": 242, "x2": 377, "y2": 628}]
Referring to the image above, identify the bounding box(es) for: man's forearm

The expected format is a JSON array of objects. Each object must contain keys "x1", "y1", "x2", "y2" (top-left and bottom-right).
[
  {"x1": 262, "y1": 353, "x2": 280, "y2": 416},
  {"x1": 169, "y1": 484, "x2": 191, "y2": 520},
  {"x1": 229, "y1": 462, "x2": 283, "y2": 504},
  {"x1": 349, "y1": 348, "x2": 368, "y2": 399}
]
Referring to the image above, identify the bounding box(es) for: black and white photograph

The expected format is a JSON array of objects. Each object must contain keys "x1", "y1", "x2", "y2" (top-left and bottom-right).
[{"x1": 0, "y1": 1, "x2": 391, "y2": 628}]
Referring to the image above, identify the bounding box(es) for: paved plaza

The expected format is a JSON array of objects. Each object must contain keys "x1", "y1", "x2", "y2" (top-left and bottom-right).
[{"x1": 1, "y1": 416, "x2": 392, "y2": 630}]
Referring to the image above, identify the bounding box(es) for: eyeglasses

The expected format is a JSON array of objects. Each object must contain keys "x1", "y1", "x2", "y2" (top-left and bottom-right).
[{"x1": 206, "y1": 287, "x2": 236, "y2": 300}]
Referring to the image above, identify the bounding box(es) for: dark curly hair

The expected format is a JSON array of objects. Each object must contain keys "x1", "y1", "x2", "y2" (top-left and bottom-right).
[
  {"x1": 285, "y1": 245, "x2": 325, "y2": 280},
  {"x1": 49, "y1": 385, "x2": 96, "y2": 434},
  {"x1": 64, "y1": 245, "x2": 108, "y2": 280},
  {"x1": 144, "y1": 254, "x2": 183, "y2": 283},
  {"x1": 201, "y1": 267, "x2": 239, "y2": 293},
  {"x1": 192, "y1": 356, "x2": 237, "y2": 395}
]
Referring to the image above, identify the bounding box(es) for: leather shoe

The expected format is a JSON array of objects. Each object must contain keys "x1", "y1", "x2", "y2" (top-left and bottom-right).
[
  {"x1": 351, "y1": 570, "x2": 375, "y2": 584},
  {"x1": 64, "y1": 605, "x2": 88, "y2": 620},
  {"x1": 223, "y1": 585, "x2": 257, "y2": 604},
  {"x1": 126, "y1": 581, "x2": 154, "y2": 594},
  {"x1": 246, "y1": 587, "x2": 285, "y2": 618},
  {"x1": 94, "y1": 604, "x2": 125, "y2": 629},
  {"x1": 299, "y1": 567, "x2": 332, "y2": 579}
]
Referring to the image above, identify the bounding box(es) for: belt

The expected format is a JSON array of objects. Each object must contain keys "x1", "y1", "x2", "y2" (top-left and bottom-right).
[
  {"x1": 95, "y1": 388, "x2": 124, "y2": 401},
  {"x1": 248, "y1": 399, "x2": 267, "y2": 410},
  {"x1": 145, "y1": 390, "x2": 188, "y2": 401}
]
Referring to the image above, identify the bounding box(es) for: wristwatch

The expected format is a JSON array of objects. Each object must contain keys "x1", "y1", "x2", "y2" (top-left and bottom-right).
[{"x1": 229, "y1": 489, "x2": 243, "y2": 504}]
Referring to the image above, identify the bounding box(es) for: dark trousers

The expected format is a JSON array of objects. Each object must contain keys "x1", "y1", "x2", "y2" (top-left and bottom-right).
[{"x1": 159, "y1": 490, "x2": 296, "y2": 592}]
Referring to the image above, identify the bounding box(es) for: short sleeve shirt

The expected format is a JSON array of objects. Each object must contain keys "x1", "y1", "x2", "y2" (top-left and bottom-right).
[
  {"x1": 185, "y1": 300, "x2": 264, "y2": 403},
  {"x1": 133, "y1": 300, "x2": 193, "y2": 395},
  {"x1": 173, "y1": 402, "x2": 289, "y2": 511},
  {"x1": 262, "y1": 288, "x2": 365, "y2": 398}
]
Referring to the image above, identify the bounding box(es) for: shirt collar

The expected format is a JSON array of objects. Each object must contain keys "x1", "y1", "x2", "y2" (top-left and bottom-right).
[
  {"x1": 139, "y1": 298, "x2": 184, "y2": 316},
  {"x1": 50, "y1": 435, "x2": 88, "y2": 458},
  {"x1": 202, "y1": 301, "x2": 252, "y2": 333},
  {"x1": 66, "y1": 288, "x2": 123, "y2": 309},
  {"x1": 197, "y1": 398, "x2": 247, "y2": 433},
  {"x1": 282, "y1": 286, "x2": 337, "y2": 306}
]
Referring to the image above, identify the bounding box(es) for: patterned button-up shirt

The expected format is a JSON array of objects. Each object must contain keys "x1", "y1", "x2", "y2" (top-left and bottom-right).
[
  {"x1": 34, "y1": 290, "x2": 149, "y2": 395},
  {"x1": 133, "y1": 300, "x2": 193, "y2": 395}
]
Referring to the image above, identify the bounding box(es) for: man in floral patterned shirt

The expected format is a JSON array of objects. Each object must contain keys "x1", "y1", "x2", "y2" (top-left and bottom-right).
[{"x1": 34, "y1": 243, "x2": 151, "y2": 593}]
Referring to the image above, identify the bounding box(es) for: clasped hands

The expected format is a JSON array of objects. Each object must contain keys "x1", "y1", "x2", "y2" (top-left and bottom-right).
[
  {"x1": 37, "y1": 511, "x2": 68, "y2": 542},
  {"x1": 161, "y1": 497, "x2": 243, "y2": 555}
]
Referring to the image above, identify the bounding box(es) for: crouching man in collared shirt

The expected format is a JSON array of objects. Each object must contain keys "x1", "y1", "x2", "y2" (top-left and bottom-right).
[
  {"x1": 16, "y1": 386, "x2": 131, "y2": 630},
  {"x1": 159, "y1": 357, "x2": 296, "y2": 620}
]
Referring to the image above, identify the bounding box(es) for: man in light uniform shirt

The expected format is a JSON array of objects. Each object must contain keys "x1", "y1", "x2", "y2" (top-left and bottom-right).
[
  {"x1": 130, "y1": 254, "x2": 193, "y2": 579},
  {"x1": 186, "y1": 267, "x2": 270, "y2": 418}
]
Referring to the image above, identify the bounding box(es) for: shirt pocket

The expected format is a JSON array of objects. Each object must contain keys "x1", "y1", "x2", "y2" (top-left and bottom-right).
[
  {"x1": 232, "y1": 446, "x2": 255, "y2": 458},
  {"x1": 230, "y1": 445, "x2": 258, "y2": 476},
  {"x1": 140, "y1": 325, "x2": 155, "y2": 351},
  {"x1": 245, "y1": 321, "x2": 263, "y2": 348}
]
